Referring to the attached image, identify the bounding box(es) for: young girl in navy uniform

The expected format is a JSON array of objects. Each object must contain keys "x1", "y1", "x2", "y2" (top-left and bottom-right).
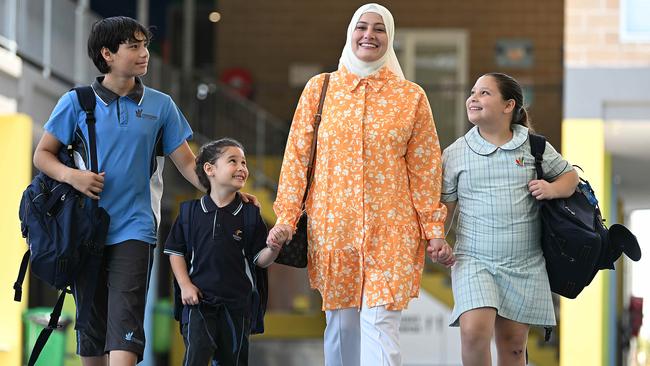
[{"x1": 165, "y1": 138, "x2": 285, "y2": 366}]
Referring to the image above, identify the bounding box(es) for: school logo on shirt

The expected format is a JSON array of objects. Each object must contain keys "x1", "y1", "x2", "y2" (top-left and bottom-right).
[
  {"x1": 233, "y1": 229, "x2": 243, "y2": 242},
  {"x1": 135, "y1": 109, "x2": 158, "y2": 120},
  {"x1": 515, "y1": 156, "x2": 525, "y2": 167}
]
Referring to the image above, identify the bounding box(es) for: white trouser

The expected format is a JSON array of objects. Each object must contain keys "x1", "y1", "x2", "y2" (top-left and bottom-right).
[{"x1": 324, "y1": 305, "x2": 402, "y2": 366}]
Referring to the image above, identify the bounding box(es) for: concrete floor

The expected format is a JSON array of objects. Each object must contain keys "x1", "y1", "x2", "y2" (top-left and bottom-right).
[{"x1": 249, "y1": 339, "x2": 324, "y2": 365}]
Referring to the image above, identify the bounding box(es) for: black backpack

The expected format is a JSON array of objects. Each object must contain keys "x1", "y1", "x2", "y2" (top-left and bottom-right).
[
  {"x1": 529, "y1": 133, "x2": 641, "y2": 299},
  {"x1": 172, "y1": 199, "x2": 268, "y2": 334},
  {"x1": 15, "y1": 86, "x2": 110, "y2": 366}
]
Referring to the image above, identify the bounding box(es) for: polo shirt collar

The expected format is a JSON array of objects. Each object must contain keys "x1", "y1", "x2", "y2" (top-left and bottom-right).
[
  {"x1": 200, "y1": 193, "x2": 244, "y2": 216},
  {"x1": 91, "y1": 76, "x2": 144, "y2": 105},
  {"x1": 464, "y1": 124, "x2": 529, "y2": 156},
  {"x1": 339, "y1": 65, "x2": 391, "y2": 93}
]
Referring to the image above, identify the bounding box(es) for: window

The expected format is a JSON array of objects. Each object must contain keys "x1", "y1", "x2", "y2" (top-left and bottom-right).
[{"x1": 620, "y1": 0, "x2": 650, "y2": 42}]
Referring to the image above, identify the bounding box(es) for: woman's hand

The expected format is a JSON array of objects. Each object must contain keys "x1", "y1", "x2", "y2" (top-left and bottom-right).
[
  {"x1": 427, "y1": 238, "x2": 456, "y2": 267},
  {"x1": 267, "y1": 224, "x2": 294, "y2": 247}
]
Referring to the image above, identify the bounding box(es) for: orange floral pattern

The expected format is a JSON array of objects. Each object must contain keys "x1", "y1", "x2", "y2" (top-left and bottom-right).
[{"x1": 274, "y1": 66, "x2": 446, "y2": 311}]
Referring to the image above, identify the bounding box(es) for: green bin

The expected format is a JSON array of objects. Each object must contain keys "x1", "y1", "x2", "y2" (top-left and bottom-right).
[
  {"x1": 23, "y1": 307, "x2": 72, "y2": 366},
  {"x1": 153, "y1": 298, "x2": 173, "y2": 353}
]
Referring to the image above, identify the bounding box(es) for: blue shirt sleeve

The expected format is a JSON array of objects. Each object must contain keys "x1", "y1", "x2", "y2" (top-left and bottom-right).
[
  {"x1": 43, "y1": 91, "x2": 79, "y2": 145},
  {"x1": 161, "y1": 95, "x2": 193, "y2": 156}
]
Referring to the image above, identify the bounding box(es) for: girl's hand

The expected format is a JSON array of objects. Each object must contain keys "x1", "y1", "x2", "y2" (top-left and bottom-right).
[
  {"x1": 427, "y1": 238, "x2": 456, "y2": 267},
  {"x1": 267, "y1": 224, "x2": 293, "y2": 247},
  {"x1": 180, "y1": 282, "x2": 202, "y2": 305},
  {"x1": 528, "y1": 179, "x2": 557, "y2": 200}
]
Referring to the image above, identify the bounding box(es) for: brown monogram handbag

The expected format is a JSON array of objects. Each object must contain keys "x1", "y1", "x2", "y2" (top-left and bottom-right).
[{"x1": 275, "y1": 74, "x2": 330, "y2": 268}]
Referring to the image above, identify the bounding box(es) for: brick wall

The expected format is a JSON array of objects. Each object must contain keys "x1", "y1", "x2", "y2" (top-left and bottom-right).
[
  {"x1": 214, "y1": 0, "x2": 565, "y2": 145},
  {"x1": 566, "y1": 0, "x2": 650, "y2": 66}
]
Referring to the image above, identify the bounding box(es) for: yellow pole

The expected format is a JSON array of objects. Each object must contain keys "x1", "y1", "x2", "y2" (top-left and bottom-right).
[
  {"x1": 560, "y1": 119, "x2": 611, "y2": 366},
  {"x1": 0, "y1": 114, "x2": 32, "y2": 366}
]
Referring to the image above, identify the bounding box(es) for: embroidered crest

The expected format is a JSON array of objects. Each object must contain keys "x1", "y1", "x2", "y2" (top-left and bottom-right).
[
  {"x1": 135, "y1": 109, "x2": 158, "y2": 120},
  {"x1": 232, "y1": 229, "x2": 243, "y2": 241},
  {"x1": 515, "y1": 156, "x2": 525, "y2": 167}
]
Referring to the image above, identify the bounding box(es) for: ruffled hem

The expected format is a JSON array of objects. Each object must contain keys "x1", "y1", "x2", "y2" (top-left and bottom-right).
[{"x1": 307, "y1": 223, "x2": 426, "y2": 311}]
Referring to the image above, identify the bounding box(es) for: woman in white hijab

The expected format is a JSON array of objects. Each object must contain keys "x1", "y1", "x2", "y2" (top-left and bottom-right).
[{"x1": 269, "y1": 4, "x2": 453, "y2": 365}]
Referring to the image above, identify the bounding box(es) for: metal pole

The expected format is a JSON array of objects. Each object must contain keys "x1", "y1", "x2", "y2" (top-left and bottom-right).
[
  {"x1": 182, "y1": 0, "x2": 195, "y2": 80},
  {"x1": 137, "y1": 0, "x2": 150, "y2": 27},
  {"x1": 2, "y1": 0, "x2": 18, "y2": 53},
  {"x1": 256, "y1": 110, "x2": 266, "y2": 189},
  {"x1": 42, "y1": 0, "x2": 52, "y2": 78},
  {"x1": 74, "y1": 0, "x2": 90, "y2": 85}
]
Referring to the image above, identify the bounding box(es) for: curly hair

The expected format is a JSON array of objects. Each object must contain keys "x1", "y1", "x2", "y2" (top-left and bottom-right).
[{"x1": 195, "y1": 138, "x2": 245, "y2": 193}]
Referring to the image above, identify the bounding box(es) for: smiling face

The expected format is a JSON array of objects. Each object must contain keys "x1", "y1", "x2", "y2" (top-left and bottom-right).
[
  {"x1": 102, "y1": 31, "x2": 150, "y2": 77},
  {"x1": 351, "y1": 12, "x2": 388, "y2": 62},
  {"x1": 466, "y1": 75, "x2": 516, "y2": 127},
  {"x1": 204, "y1": 146, "x2": 248, "y2": 193}
]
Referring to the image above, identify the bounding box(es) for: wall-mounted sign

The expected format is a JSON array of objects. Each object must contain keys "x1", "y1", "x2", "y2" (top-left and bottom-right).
[{"x1": 495, "y1": 39, "x2": 533, "y2": 68}]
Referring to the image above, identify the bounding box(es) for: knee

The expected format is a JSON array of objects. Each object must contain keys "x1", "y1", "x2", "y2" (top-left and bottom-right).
[
  {"x1": 460, "y1": 324, "x2": 492, "y2": 349},
  {"x1": 495, "y1": 332, "x2": 527, "y2": 358}
]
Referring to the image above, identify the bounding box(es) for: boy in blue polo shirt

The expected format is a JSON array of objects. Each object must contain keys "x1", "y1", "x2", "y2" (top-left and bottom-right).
[
  {"x1": 33, "y1": 16, "x2": 205, "y2": 366},
  {"x1": 164, "y1": 138, "x2": 285, "y2": 366}
]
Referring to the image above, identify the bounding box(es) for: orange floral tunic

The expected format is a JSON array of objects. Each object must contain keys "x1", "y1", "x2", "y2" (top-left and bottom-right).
[{"x1": 274, "y1": 66, "x2": 446, "y2": 311}]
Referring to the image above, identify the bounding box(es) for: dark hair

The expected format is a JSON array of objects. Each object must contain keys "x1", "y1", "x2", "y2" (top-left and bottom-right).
[
  {"x1": 87, "y1": 16, "x2": 153, "y2": 74},
  {"x1": 195, "y1": 138, "x2": 245, "y2": 193},
  {"x1": 484, "y1": 72, "x2": 531, "y2": 128}
]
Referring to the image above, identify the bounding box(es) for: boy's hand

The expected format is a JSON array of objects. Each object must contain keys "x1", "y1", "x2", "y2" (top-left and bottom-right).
[
  {"x1": 67, "y1": 170, "x2": 105, "y2": 200},
  {"x1": 427, "y1": 238, "x2": 456, "y2": 267},
  {"x1": 180, "y1": 282, "x2": 202, "y2": 305},
  {"x1": 240, "y1": 192, "x2": 260, "y2": 207}
]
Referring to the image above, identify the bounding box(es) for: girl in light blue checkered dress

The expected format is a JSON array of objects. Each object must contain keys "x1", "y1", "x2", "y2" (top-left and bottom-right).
[{"x1": 427, "y1": 73, "x2": 579, "y2": 366}]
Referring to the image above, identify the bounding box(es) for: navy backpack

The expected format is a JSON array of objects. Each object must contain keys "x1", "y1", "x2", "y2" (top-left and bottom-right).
[
  {"x1": 15, "y1": 86, "x2": 110, "y2": 366},
  {"x1": 529, "y1": 133, "x2": 641, "y2": 299}
]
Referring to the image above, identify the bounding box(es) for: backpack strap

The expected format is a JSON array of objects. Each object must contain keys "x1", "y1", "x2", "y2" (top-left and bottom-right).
[
  {"x1": 528, "y1": 133, "x2": 555, "y2": 342},
  {"x1": 71, "y1": 86, "x2": 103, "y2": 331},
  {"x1": 73, "y1": 86, "x2": 98, "y2": 175},
  {"x1": 27, "y1": 289, "x2": 70, "y2": 366},
  {"x1": 529, "y1": 133, "x2": 546, "y2": 180},
  {"x1": 13, "y1": 250, "x2": 30, "y2": 301}
]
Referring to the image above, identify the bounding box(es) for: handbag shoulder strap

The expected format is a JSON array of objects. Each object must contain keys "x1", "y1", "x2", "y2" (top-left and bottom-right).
[{"x1": 301, "y1": 73, "x2": 330, "y2": 206}]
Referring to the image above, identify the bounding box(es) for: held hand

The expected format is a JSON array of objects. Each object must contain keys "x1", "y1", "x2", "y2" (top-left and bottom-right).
[
  {"x1": 267, "y1": 224, "x2": 294, "y2": 247},
  {"x1": 528, "y1": 179, "x2": 557, "y2": 200},
  {"x1": 68, "y1": 170, "x2": 105, "y2": 200},
  {"x1": 180, "y1": 282, "x2": 202, "y2": 306},
  {"x1": 427, "y1": 238, "x2": 456, "y2": 267},
  {"x1": 240, "y1": 192, "x2": 260, "y2": 207}
]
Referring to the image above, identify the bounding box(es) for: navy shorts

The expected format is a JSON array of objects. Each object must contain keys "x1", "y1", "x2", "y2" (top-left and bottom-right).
[
  {"x1": 72, "y1": 240, "x2": 154, "y2": 361},
  {"x1": 181, "y1": 303, "x2": 251, "y2": 366}
]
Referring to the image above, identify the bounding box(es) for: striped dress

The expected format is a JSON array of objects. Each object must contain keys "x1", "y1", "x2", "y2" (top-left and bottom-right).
[{"x1": 442, "y1": 124, "x2": 572, "y2": 327}]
